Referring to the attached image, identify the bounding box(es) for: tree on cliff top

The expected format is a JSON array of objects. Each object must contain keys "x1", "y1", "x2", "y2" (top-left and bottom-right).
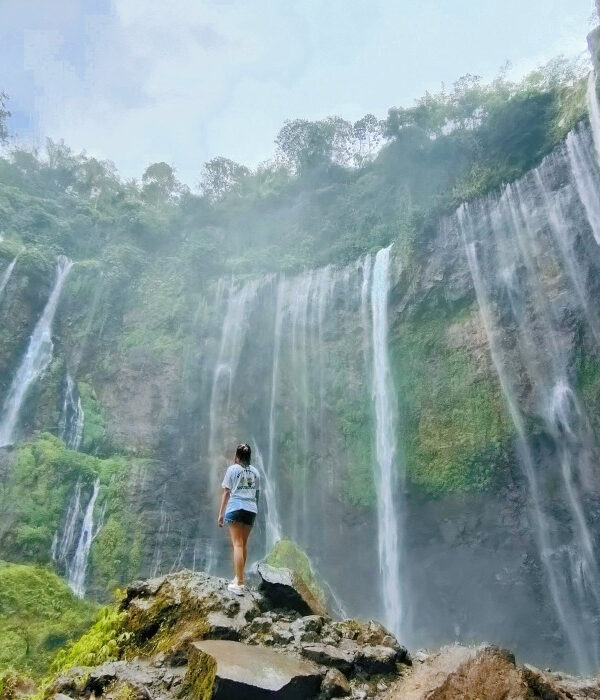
[{"x1": 0, "y1": 91, "x2": 10, "y2": 144}]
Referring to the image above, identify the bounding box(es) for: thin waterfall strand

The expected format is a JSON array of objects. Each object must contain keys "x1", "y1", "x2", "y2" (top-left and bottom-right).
[
  {"x1": 0, "y1": 256, "x2": 73, "y2": 446},
  {"x1": 370, "y1": 245, "x2": 403, "y2": 637}
]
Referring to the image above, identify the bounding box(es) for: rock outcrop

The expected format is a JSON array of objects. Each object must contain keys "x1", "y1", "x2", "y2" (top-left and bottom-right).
[
  {"x1": 381, "y1": 645, "x2": 600, "y2": 700},
  {"x1": 47, "y1": 569, "x2": 409, "y2": 700},
  {"x1": 43, "y1": 567, "x2": 600, "y2": 699}
]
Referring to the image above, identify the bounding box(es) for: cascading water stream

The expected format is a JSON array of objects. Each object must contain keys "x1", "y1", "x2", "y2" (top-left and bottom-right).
[
  {"x1": 458, "y1": 169, "x2": 600, "y2": 673},
  {"x1": 67, "y1": 479, "x2": 101, "y2": 598},
  {"x1": 0, "y1": 256, "x2": 17, "y2": 299},
  {"x1": 566, "y1": 124, "x2": 600, "y2": 245},
  {"x1": 53, "y1": 479, "x2": 83, "y2": 567},
  {"x1": 0, "y1": 256, "x2": 73, "y2": 447},
  {"x1": 252, "y1": 438, "x2": 281, "y2": 552},
  {"x1": 587, "y1": 71, "x2": 600, "y2": 163},
  {"x1": 370, "y1": 245, "x2": 403, "y2": 638},
  {"x1": 58, "y1": 372, "x2": 85, "y2": 450},
  {"x1": 207, "y1": 278, "x2": 264, "y2": 494}
]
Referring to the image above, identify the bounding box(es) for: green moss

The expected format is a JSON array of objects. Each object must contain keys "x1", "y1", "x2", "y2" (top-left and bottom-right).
[
  {"x1": 265, "y1": 539, "x2": 327, "y2": 609},
  {"x1": 48, "y1": 606, "x2": 127, "y2": 675},
  {"x1": 392, "y1": 307, "x2": 512, "y2": 496},
  {"x1": 183, "y1": 648, "x2": 216, "y2": 700},
  {"x1": 0, "y1": 561, "x2": 96, "y2": 677},
  {"x1": 78, "y1": 382, "x2": 107, "y2": 454},
  {"x1": 574, "y1": 338, "x2": 600, "y2": 429}
]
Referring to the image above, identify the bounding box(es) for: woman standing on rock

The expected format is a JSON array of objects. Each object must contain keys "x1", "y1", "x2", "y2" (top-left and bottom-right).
[{"x1": 218, "y1": 443, "x2": 260, "y2": 595}]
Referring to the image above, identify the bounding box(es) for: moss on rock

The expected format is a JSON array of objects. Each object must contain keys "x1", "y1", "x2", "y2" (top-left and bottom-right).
[
  {"x1": 264, "y1": 539, "x2": 328, "y2": 611},
  {"x1": 391, "y1": 307, "x2": 513, "y2": 496}
]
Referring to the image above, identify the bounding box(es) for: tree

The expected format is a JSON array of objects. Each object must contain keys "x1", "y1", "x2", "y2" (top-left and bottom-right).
[
  {"x1": 353, "y1": 114, "x2": 384, "y2": 164},
  {"x1": 0, "y1": 91, "x2": 10, "y2": 144},
  {"x1": 142, "y1": 162, "x2": 182, "y2": 202},
  {"x1": 275, "y1": 117, "x2": 353, "y2": 174},
  {"x1": 199, "y1": 157, "x2": 250, "y2": 201}
]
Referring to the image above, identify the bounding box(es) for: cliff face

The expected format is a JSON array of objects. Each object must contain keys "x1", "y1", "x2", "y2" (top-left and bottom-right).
[{"x1": 1, "y1": 67, "x2": 600, "y2": 674}]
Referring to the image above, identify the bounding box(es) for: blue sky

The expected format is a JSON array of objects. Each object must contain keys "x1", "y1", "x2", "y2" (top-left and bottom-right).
[{"x1": 0, "y1": 0, "x2": 595, "y2": 185}]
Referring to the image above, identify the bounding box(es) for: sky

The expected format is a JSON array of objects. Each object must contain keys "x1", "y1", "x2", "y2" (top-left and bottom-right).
[{"x1": 0, "y1": 0, "x2": 596, "y2": 186}]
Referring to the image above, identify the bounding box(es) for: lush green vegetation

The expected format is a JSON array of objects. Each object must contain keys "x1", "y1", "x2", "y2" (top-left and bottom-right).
[
  {"x1": 0, "y1": 57, "x2": 587, "y2": 277},
  {"x1": 0, "y1": 434, "x2": 153, "y2": 594},
  {"x1": 0, "y1": 561, "x2": 96, "y2": 676},
  {"x1": 392, "y1": 306, "x2": 513, "y2": 496}
]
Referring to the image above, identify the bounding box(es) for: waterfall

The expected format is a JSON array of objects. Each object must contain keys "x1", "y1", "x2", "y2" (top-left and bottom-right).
[
  {"x1": 587, "y1": 72, "x2": 600, "y2": 163},
  {"x1": 58, "y1": 372, "x2": 85, "y2": 450},
  {"x1": 266, "y1": 276, "x2": 285, "y2": 550},
  {"x1": 566, "y1": 125, "x2": 600, "y2": 245},
  {"x1": 0, "y1": 256, "x2": 17, "y2": 299},
  {"x1": 67, "y1": 479, "x2": 100, "y2": 598},
  {"x1": 0, "y1": 256, "x2": 73, "y2": 447},
  {"x1": 53, "y1": 479, "x2": 83, "y2": 567},
  {"x1": 370, "y1": 245, "x2": 403, "y2": 638},
  {"x1": 458, "y1": 158, "x2": 600, "y2": 672},
  {"x1": 207, "y1": 278, "x2": 265, "y2": 494},
  {"x1": 252, "y1": 438, "x2": 281, "y2": 552}
]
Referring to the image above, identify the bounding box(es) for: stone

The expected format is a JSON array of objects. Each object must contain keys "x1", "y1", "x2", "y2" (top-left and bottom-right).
[
  {"x1": 321, "y1": 668, "x2": 351, "y2": 698},
  {"x1": 54, "y1": 695, "x2": 76, "y2": 700},
  {"x1": 271, "y1": 621, "x2": 295, "y2": 644},
  {"x1": 185, "y1": 639, "x2": 323, "y2": 699},
  {"x1": 258, "y1": 561, "x2": 328, "y2": 617},
  {"x1": 382, "y1": 645, "x2": 586, "y2": 699},
  {"x1": 263, "y1": 540, "x2": 329, "y2": 613},
  {"x1": 301, "y1": 643, "x2": 356, "y2": 673},
  {"x1": 206, "y1": 611, "x2": 243, "y2": 640},
  {"x1": 354, "y1": 644, "x2": 398, "y2": 675}
]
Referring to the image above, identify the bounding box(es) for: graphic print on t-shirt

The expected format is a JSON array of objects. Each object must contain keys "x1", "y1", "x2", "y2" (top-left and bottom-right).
[{"x1": 222, "y1": 464, "x2": 260, "y2": 514}]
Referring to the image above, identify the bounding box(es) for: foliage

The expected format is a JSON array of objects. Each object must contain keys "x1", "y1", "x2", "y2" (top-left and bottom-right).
[
  {"x1": 0, "y1": 434, "x2": 152, "y2": 594},
  {"x1": 0, "y1": 561, "x2": 96, "y2": 677},
  {"x1": 48, "y1": 605, "x2": 127, "y2": 674},
  {"x1": 0, "y1": 91, "x2": 10, "y2": 145},
  {"x1": 199, "y1": 156, "x2": 250, "y2": 201},
  {"x1": 391, "y1": 307, "x2": 513, "y2": 496}
]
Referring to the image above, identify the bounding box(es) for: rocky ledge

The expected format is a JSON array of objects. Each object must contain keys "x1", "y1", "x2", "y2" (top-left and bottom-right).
[
  {"x1": 45, "y1": 563, "x2": 600, "y2": 700},
  {"x1": 46, "y1": 565, "x2": 409, "y2": 700}
]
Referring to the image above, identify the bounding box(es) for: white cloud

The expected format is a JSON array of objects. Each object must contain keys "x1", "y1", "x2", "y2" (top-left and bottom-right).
[{"x1": 1, "y1": 0, "x2": 594, "y2": 185}]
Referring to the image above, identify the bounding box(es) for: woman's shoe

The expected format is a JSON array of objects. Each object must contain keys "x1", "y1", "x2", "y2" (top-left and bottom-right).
[{"x1": 227, "y1": 581, "x2": 245, "y2": 595}]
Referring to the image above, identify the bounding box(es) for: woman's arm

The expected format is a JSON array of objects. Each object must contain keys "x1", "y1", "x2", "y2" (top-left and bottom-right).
[{"x1": 218, "y1": 488, "x2": 230, "y2": 527}]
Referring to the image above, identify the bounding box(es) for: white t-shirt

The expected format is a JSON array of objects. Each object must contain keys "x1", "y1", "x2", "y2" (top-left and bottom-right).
[{"x1": 222, "y1": 464, "x2": 260, "y2": 514}]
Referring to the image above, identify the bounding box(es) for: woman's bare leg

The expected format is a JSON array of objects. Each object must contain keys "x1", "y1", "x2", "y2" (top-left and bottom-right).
[
  {"x1": 228, "y1": 523, "x2": 246, "y2": 584},
  {"x1": 241, "y1": 524, "x2": 252, "y2": 569}
]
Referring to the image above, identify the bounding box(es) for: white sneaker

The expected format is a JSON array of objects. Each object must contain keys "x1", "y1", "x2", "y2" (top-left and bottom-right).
[{"x1": 227, "y1": 581, "x2": 245, "y2": 595}]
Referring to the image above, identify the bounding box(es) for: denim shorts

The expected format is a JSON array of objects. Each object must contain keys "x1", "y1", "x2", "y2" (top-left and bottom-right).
[{"x1": 224, "y1": 509, "x2": 256, "y2": 527}]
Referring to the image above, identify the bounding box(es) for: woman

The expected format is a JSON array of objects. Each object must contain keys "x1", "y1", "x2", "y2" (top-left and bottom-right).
[{"x1": 218, "y1": 443, "x2": 260, "y2": 595}]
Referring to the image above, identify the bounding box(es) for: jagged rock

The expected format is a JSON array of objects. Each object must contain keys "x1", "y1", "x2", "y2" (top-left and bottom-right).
[
  {"x1": 185, "y1": 639, "x2": 323, "y2": 699},
  {"x1": 321, "y1": 668, "x2": 351, "y2": 698},
  {"x1": 301, "y1": 643, "x2": 356, "y2": 672},
  {"x1": 380, "y1": 645, "x2": 597, "y2": 700},
  {"x1": 53, "y1": 695, "x2": 75, "y2": 700},
  {"x1": 258, "y1": 561, "x2": 329, "y2": 617},
  {"x1": 354, "y1": 644, "x2": 399, "y2": 675},
  {"x1": 206, "y1": 611, "x2": 243, "y2": 640},
  {"x1": 264, "y1": 540, "x2": 329, "y2": 612}
]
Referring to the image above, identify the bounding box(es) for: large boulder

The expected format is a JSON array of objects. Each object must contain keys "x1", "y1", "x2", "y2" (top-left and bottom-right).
[
  {"x1": 184, "y1": 639, "x2": 323, "y2": 699},
  {"x1": 382, "y1": 645, "x2": 600, "y2": 700},
  {"x1": 263, "y1": 540, "x2": 329, "y2": 612},
  {"x1": 257, "y1": 561, "x2": 329, "y2": 617}
]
